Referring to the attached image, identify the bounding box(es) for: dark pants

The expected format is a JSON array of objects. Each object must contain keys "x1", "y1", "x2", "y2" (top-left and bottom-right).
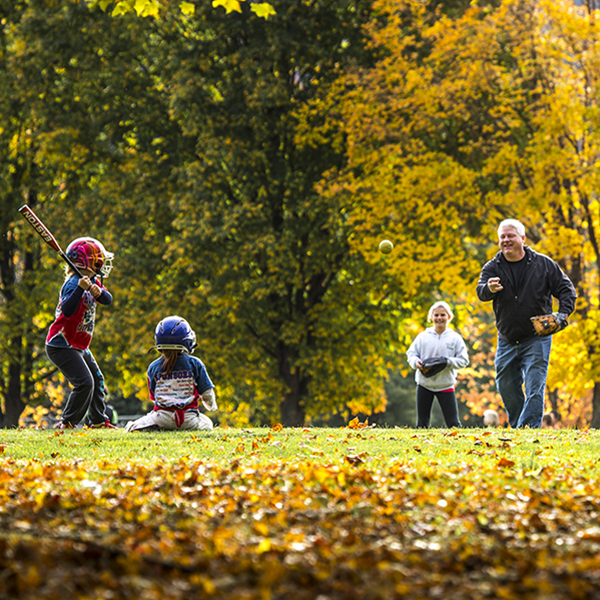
[
  {"x1": 416, "y1": 385, "x2": 461, "y2": 428},
  {"x1": 46, "y1": 345, "x2": 108, "y2": 426}
]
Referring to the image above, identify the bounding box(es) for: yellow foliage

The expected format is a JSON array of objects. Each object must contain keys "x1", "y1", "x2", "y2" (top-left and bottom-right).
[
  {"x1": 20, "y1": 379, "x2": 65, "y2": 428},
  {"x1": 310, "y1": 0, "x2": 600, "y2": 425},
  {"x1": 250, "y1": 3, "x2": 276, "y2": 19},
  {"x1": 212, "y1": 0, "x2": 241, "y2": 14},
  {"x1": 93, "y1": 0, "x2": 276, "y2": 19},
  {"x1": 180, "y1": 1, "x2": 194, "y2": 15}
]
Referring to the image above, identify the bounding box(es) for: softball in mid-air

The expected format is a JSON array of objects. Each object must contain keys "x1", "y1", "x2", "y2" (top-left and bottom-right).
[{"x1": 378, "y1": 239, "x2": 394, "y2": 254}]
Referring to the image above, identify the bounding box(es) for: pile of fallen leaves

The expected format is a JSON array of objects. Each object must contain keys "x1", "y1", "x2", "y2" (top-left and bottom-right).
[{"x1": 2, "y1": 438, "x2": 600, "y2": 599}]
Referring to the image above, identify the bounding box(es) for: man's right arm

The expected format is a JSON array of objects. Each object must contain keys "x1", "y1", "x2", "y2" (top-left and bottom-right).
[{"x1": 476, "y1": 263, "x2": 499, "y2": 302}]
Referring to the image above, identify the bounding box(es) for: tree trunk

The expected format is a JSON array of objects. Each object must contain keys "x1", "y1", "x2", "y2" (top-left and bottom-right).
[
  {"x1": 590, "y1": 382, "x2": 600, "y2": 429},
  {"x1": 1, "y1": 192, "x2": 37, "y2": 428},
  {"x1": 277, "y1": 343, "x2": 307, "y2": 427},
  {"x1": 5, "y1": 340, "x2": 25, "y2": 428},
  {"x1": 546, "y1": 389, "x2": 559, "y2": 414},
  {"x1": 281, "y1": 387, "x2": 306, "y2": 427}
]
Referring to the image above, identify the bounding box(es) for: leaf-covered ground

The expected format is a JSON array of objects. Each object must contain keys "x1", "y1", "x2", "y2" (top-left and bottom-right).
[{"x1": 1, "y1": 427, "x2": 600, "y2": 599}]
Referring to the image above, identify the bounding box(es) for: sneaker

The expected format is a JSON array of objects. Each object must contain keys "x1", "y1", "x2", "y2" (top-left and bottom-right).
[
  {"x1": 54, "y1": 421, "x2": 76, "y2": 429},
  {"x1": 91, "y1": 420, "x2": 118, "y2": 429}
]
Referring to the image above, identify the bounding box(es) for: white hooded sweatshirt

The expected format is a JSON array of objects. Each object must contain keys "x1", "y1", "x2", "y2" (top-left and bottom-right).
[{"x1": 406, "y1": 327, "x2": 469, "y2": 392}]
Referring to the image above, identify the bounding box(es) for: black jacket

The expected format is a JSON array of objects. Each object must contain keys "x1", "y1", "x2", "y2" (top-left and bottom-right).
[{"x1": 476, "y1": 246, "x2": 577, "y2": 344}]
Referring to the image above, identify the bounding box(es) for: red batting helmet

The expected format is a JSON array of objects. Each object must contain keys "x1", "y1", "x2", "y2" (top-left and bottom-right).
[{"x1": 65, "y1": 237, "x2": 114, "y2": 277}]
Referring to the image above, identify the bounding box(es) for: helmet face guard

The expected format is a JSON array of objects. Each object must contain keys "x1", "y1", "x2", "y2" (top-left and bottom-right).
[
  {"x1": 65, "y1": 237, "x2": 114, "y2": 278},
  {"x1": 154, "y1": 316, "x2": 197, "y2": 354}
]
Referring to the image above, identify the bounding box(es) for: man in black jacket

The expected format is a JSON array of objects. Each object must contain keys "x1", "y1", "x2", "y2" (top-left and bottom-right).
[{"x1": 476, "y1": 219, "x2": 577, "y2": 428}]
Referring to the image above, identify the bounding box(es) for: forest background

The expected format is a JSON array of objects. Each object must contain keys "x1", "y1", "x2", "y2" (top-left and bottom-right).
[{"x1": 1, "y1": 0, "x2": 600, "y2": 430}]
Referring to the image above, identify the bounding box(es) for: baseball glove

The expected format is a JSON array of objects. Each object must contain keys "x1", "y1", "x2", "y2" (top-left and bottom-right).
[
  {"x1": 420, "y1": 356, "x2": 448, "y2": 378},
  {"x1": 530, "y1": 312, "x2": 568, "y2": 336}
]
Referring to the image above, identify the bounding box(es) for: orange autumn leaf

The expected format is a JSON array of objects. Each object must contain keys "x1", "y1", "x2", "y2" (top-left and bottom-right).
[
  {"x1": 496, "y1": 457, "x2": 515, "y2": 469},
  {"x1": 347, "y1": 417, "x2": 374, "y2": 430},
  {"x1": 345, "y1": 454, "x2": 364, "y2": 466}
]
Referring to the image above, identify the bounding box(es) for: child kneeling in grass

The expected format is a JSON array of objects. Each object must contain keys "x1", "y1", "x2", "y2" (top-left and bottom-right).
[{"x1": 125, "y1": 316, "x2": 217, "y2": 432}]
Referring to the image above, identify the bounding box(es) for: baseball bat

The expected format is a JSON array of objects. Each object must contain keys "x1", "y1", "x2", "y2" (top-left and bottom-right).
[{"x1": 18, "y1": 205, "x2": 84, "y2": 278}]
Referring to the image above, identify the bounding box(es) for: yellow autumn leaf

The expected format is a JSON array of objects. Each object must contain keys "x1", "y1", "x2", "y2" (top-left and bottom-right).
[
  {"x1": 250, "y1": 3, "x2": 276, "y2": 18},
  {"x1": 134, "y1": 0, "x2": 159, "y2": 17},
  {"x1": 312, "y1": 465, "x2": 330, "y2": 484},
  {"x1": 254, "y1": 521, "x2": 269, "y2": 536},
  {"x1": 256, "y1": 538, "x2": 271, "y2": 553},
  {"x1": 212, "y1": 0, "x2": 242, "y2": 14},
  {"x1": 180, "y1": 1, "x2": 195, "y2": 15},
  {"x1": 111, "y1": 1, "x2": 131, "y2": 16}
]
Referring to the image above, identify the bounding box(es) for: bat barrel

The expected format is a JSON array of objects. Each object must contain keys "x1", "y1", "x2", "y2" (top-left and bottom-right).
[
  {"x1": 18, "y1": 205, "x2": 84, "y2": 277},
  {"x1": 19, "y1": 205, "x2": 62, "y2": 252}
]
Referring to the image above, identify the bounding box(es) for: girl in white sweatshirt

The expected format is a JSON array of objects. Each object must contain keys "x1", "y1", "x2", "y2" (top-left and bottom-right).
[{"x1": 406, "y1": 301, "x2": 469, "y2": 428}]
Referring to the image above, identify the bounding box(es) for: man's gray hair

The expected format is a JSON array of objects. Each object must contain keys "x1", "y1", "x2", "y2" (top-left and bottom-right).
[{"x1": 498, "y1": 219, "x2": 525, "y2": 237}]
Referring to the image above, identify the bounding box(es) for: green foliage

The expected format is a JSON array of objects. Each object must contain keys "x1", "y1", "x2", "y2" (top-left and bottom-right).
[
  {"x1": 89, "y1": 0, "x2": 276, "y2": 20},
  {"x1": 0, "y1": 0, "x2": 68, "y2": 426},
  {"x1": 3, "y1": 0, "x2": 413, "y2": 428},
  {"x1": 5, "y1": 0, "x2": 600, "y2": 430},
  {"x1": 317, "y1": 0, "x2": 600, "y2": 424},
  {"x1": 0, "y1": 0, "x2": 184, "y2": 424},
  {"x1": 380, "y1": 370, "x2": 418, "y2": 426},
  {"x1": 100, "y1": 0, "x2": 400, "y2": 425}
]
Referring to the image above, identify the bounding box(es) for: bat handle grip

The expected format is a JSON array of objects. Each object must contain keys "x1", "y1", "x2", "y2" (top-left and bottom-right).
[{"x1": 60, "y1": 252, "x2": 84, "y2": 279}]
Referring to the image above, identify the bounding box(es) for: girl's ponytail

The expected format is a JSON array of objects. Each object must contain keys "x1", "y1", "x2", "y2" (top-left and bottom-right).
[{"x1": 160, "y1": 349, "x2": 181, "y2": 375}]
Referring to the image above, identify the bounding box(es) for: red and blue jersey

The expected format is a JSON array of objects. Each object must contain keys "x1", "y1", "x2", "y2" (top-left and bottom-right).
[
  {"x1": 46, "y1": 275, "x2": 112, "y2": 350},
  {"x1": 147, "y1": 353, "x2": 214, "y2": 411}
]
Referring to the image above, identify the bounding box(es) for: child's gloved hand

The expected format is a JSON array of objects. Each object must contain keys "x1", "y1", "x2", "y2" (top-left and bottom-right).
[
  {"x1": 78, "y1": 276, "x2": 93, "y2": 290},
  {"x1": 88, "y1": 284, "x2": 102, "y2": 298},
  {"x1": 201, "y1": 388, "x2": 218, "y2": 412}
]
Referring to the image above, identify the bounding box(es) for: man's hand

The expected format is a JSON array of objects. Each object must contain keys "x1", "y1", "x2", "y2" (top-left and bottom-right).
[{"x1": 487, "y1": 277, "x2": 503, "y2": 293}]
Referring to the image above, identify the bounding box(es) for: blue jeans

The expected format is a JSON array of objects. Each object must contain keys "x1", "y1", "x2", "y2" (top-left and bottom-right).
[{"x1": 495, "y1": 336, "x2": 552, "y2": 428}]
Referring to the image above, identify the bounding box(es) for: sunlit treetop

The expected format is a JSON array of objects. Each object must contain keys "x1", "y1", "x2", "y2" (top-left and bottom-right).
[{"x1": 87, "y1": 0, "x2": 276, "y2": 19}]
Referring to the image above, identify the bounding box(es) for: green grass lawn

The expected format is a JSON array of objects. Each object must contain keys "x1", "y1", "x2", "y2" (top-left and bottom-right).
[
  {"x1": 1, "y1": 425, "x2": 599, "y2": 599},
  {"x1": 3, "y1": 424, "x2": 597, "y2": 466}
]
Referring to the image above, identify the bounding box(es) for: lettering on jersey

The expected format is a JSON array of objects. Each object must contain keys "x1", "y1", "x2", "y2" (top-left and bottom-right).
[
  {"x1": 76, "y1": 297, "x2": 97, "y2": 333},
  {"x1": 156, "y1": 370, "x2": 194, "y2": 381},
  {"x1": 154, "y1": 370, "x2": 195, "y2": 408}
]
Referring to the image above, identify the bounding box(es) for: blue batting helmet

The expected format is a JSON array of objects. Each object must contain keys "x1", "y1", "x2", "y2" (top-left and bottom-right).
[{"x1": 154, "y1": 316, "x2": 197, "y2": 353}]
